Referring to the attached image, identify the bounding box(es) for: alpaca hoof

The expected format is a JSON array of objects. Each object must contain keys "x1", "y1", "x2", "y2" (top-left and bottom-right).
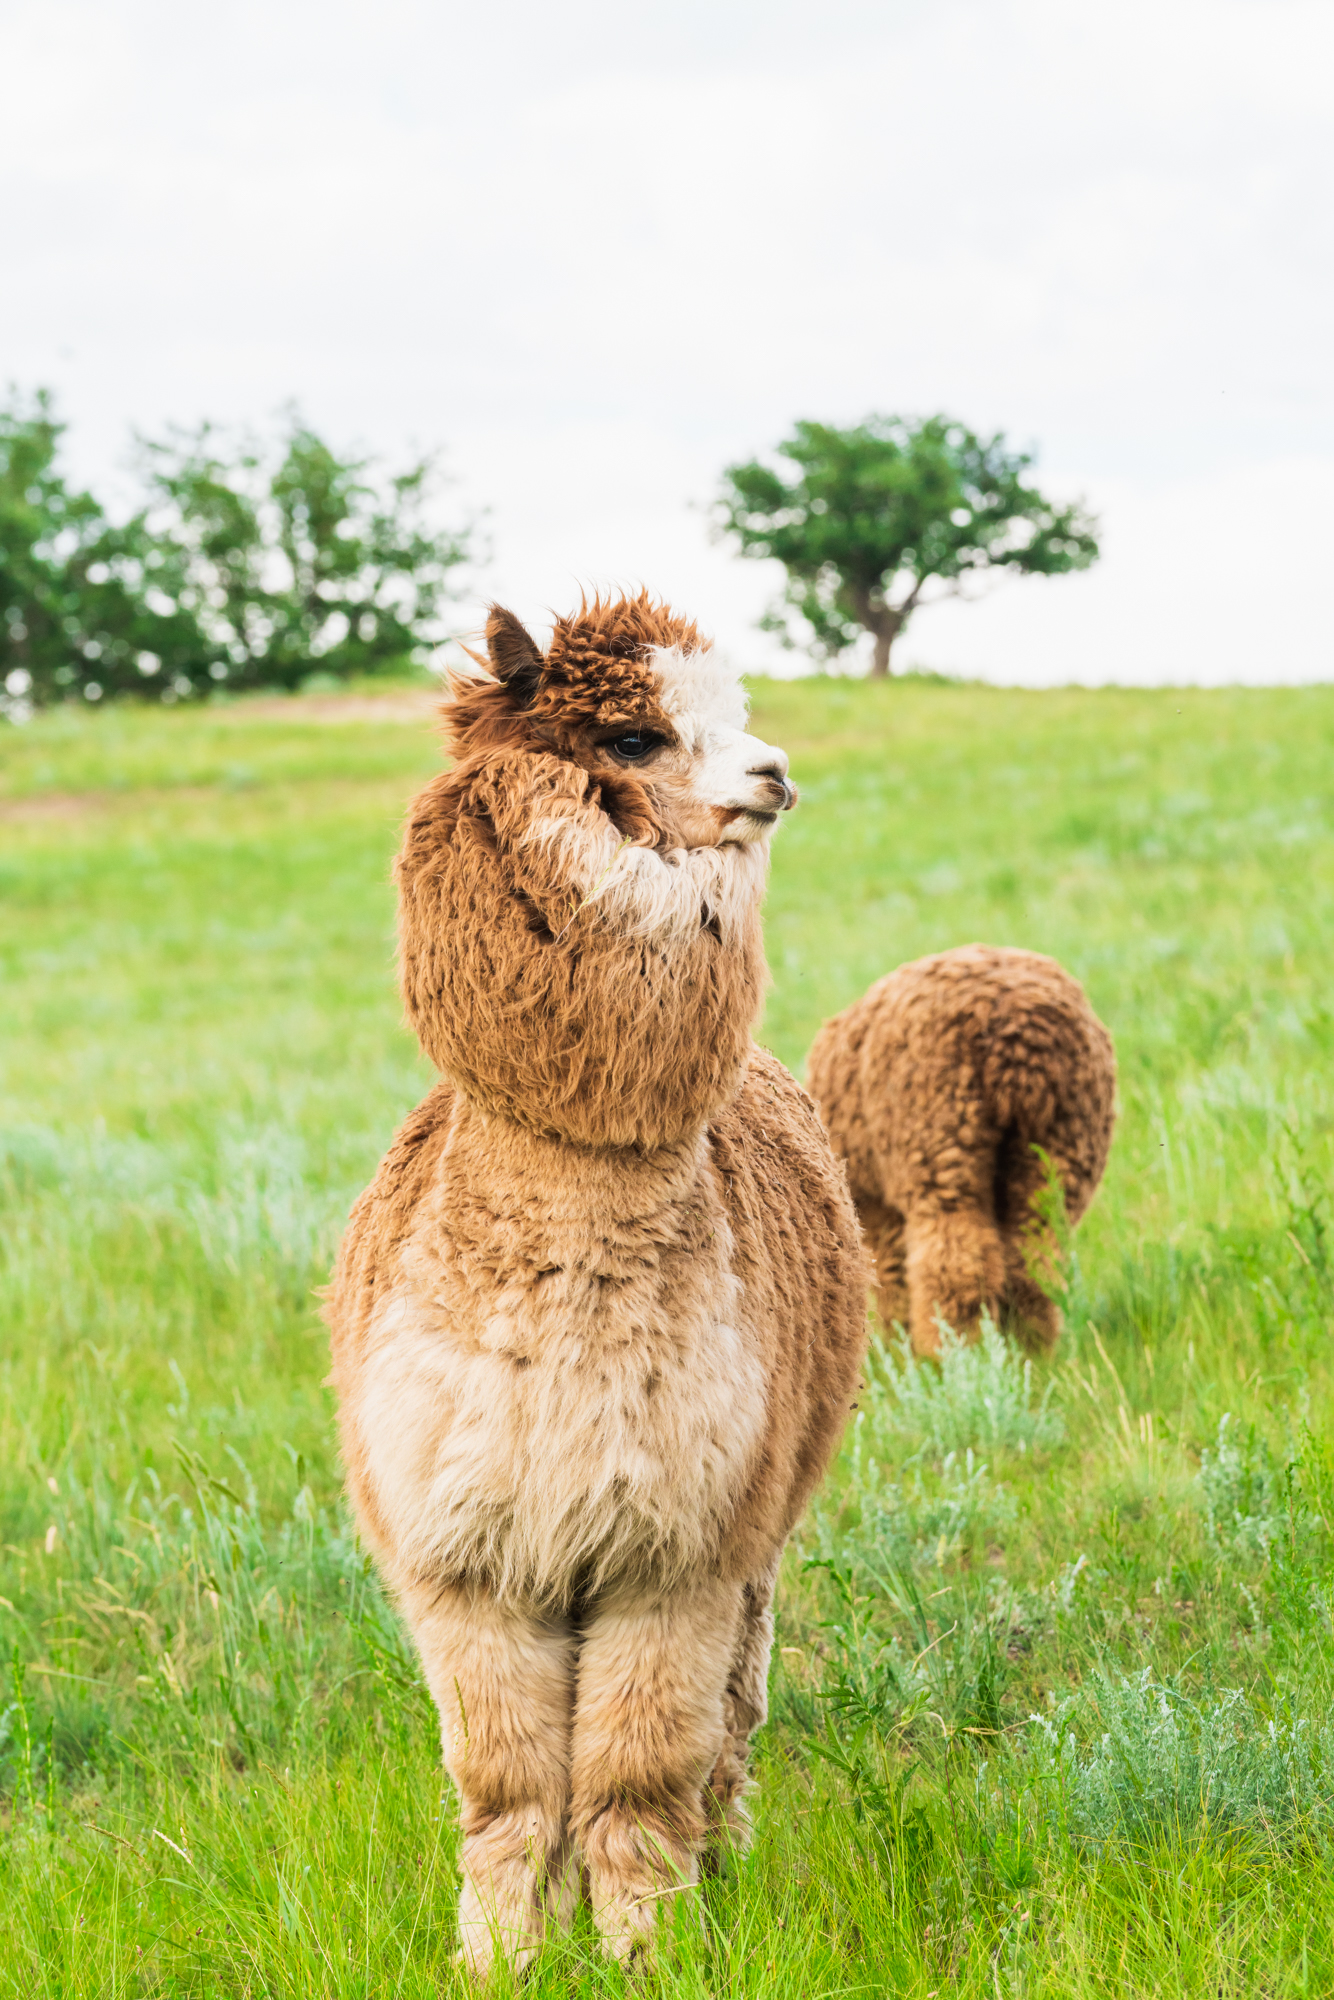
[{"x1": 454, "y1": 1921, "x2": 539, "y2": 1986}]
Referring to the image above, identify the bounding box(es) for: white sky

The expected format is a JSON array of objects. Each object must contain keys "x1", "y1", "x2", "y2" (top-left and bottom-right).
[{"x1": 2, "y1": 0, "x2": 1332, "y2": 683}]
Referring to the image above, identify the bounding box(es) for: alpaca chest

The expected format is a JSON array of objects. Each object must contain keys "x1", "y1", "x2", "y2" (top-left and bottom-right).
[{"x1": 354, "y1": 1199, "x2": 767, "y2": 1605}]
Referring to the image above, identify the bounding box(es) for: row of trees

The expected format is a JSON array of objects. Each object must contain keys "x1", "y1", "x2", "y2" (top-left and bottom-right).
[
  {"x1": 2, "y1": 392, "x2": 1098, "y2": 712},
  {"x1": 1, "y1": 392, "x2": 475, "y2": 716}
]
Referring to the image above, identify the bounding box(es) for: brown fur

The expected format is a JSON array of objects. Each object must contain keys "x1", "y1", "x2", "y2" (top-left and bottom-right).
[
  {"x1": 325, "y1": 596, "x2": 867, "y2": 1974},
  {"x1": 807, "y1": 944, "x2": 1115, "y2": 1356}
]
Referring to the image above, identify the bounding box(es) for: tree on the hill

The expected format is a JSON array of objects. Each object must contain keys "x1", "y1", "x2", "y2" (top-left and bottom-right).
[
  {"x1": 716, "y1": 414, "x2": 1100, "y2": 677},
  {"x1": 0, "y1": 391, "x2": 204, "y2": 717},
  {"x1": 138, "y1": 416, "x2": 475, "y2": 694},
  {"x1": 0, "y1": 391, "x2": 477, "y2": 711}
]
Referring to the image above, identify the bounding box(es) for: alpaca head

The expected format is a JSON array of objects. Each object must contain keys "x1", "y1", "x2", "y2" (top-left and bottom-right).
[
  {"x1": 447, "y1": 592, "x2": 796, "y2": 852},
  {"x1": 398, "y1": 592, "x2": 785, "y2": 1146}
]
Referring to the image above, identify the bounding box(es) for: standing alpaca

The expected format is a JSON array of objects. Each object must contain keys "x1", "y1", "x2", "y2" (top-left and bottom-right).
[
  {"x1": 807, "y1": 945, "x2": 1115, "y2": 1356},
  {"x1": 325, "y1": 594, "x2": 867, "y2": 1976}
]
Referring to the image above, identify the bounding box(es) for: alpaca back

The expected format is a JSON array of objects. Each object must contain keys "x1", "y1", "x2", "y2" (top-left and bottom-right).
[
  {"x1": 809, "y1": 945, "x2": 1115, "y2": 1220},
  {"x1": 807, "y1": 946, "x2": 1115, "y2": 1351}
]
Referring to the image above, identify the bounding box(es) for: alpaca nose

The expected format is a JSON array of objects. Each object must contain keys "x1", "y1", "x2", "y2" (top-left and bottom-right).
[{"x1": 747, "y1": 750, "x2": 797, "y2": 811}]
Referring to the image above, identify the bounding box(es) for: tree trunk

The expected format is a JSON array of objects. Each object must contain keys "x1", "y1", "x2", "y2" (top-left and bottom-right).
[
  {"x1": 849, "y1": 585, "x2": 904, "y2": 678},
  {"x1": 867, "y1": 610, "x2": 903, "y2": 678},
  {"x1": 869, "y1": 626, "x2": 894, "y2": 678}
]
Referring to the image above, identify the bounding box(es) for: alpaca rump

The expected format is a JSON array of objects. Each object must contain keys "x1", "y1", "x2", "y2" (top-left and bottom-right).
[
  {"x1": 325, "y1": 594, "x2": 867, "y2": 1975},
  {"x1": 807, "y1": 944, "x2": 1115, "y2": 1357}
]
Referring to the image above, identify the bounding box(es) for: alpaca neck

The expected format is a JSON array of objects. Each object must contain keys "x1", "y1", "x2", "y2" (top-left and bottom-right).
[
  {"x1": 446, "y1": 1092, "x2": 710, "y2": 1219},
  {"x1": 397, "y1": 754, "x2": 772, "y2": 1151}
]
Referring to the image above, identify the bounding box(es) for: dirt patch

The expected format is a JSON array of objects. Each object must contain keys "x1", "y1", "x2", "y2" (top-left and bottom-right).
[
  {"x1": 237, "y1": 689, "x2": 445, "y2": 725},
  {"x1": 0, "y1": 791, "x2": 102, "y2": 824}
]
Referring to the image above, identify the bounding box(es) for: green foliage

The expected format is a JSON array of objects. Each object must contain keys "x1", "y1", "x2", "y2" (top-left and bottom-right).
[
  {"x1": 1197, "y1": 1414, "x2": 1289, "y2": 1559},
  {"x1": 807, "y1": 1438, "x2": 1017, "y2": 1578},
  {"x1": 0, "y1": 391, "x2": 205, "y2": 721},
  {"x1": 717, "y1": 414, "x2": 1100, "y2": 674},
  {"x1": 136, "y1": 416, "x2": 474, "y2": 696},
  {"x1": 861, "y1": 1317, "x2": 1065, "y2": 1460},
  {"x1": 3, "y1": 679, "x2": 1334, "y2": 1993},
  {"x1": 1031, "y1": 1670, "x2": 1334, "y2": 1843},
  {"x1": 0, "y1": 390, "x2": 474, "y2": 712}
]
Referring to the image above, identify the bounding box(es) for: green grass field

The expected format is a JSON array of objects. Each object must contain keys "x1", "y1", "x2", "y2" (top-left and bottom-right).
[{"x1": 2, "y1": 677, "x2": 1333, "y2": 1996}]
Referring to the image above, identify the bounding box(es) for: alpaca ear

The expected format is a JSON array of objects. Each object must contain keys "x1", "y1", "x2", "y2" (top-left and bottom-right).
[{"x1": 485, "y1": 605, "x2": 544, "y2": 708}]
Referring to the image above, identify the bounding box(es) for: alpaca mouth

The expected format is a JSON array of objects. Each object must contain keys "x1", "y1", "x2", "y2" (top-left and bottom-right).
[{"x1": 729, "y1": 808, "x2": 781, "y2": 839}]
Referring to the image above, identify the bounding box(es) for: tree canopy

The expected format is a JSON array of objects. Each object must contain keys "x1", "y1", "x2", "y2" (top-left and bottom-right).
[
  {"x1": 716, "y1": 414, "x2": 1100, "y2": 676},
  {"x1": 0, "y1": 392, "x2": 201, "y2": 720},
  {"x1": 1, "y1": 391, "x2": 475, "y2": 716}
]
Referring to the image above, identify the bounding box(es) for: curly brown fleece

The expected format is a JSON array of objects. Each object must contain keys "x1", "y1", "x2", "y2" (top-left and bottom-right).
[
  {"x1": 807, "y1": 944, "x2": 1115, "y2": 1356},
  {"x1": 325, "y1": 595, "x2": 867, "y2": 1975},
  {"x1": 396, "y1": 748, "x2": 764, "y2": 1150}
]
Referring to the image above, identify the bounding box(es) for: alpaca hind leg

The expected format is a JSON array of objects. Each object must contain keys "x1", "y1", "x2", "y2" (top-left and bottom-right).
[
  {"x1": 996, "y1": 1141, "x2": 1066, "y2": 1354},
  {"x1": 902, "y1": 1204, "x2": 1007, "y2": 1356},
  {"x1": 1000, "y1": 1237, "x2": 1063, "y2": 1352},
  {"x1": 704, "y1": 1549, "x2": 781, "y2": 1870},
  {"x1": 399, "y1": 1580, "x2": 576, "y2": 1980},
  {"x1": 885, "y1": 1085, "x2": 1007, "y2": 1355},
  {"x1": 571, "y1": 1576, "x2": 743, "y2": 1963}
]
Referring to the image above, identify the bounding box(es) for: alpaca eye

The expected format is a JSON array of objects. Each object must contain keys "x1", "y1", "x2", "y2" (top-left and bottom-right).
[{"x1": 609, "y1": 732, "x2": 659, "y2": 761}]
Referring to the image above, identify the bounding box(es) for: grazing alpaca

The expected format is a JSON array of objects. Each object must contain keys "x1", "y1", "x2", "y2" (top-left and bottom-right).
[
  {"x1": 807, "y1": 944, "x2": 1115, "y2": 1357},
  {"x1": 325, "y1": 594, "x2": 867, "y2": 1976}
]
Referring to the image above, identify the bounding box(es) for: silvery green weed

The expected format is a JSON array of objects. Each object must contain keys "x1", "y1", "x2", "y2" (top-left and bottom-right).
[
  {"x1": 861, "y1": 1315, "x2": 1064, "y2": 1461},
  {"x1": 1197, "y1": 1413, "x2": 1288, "y2": 1560},
  {"x1": 806, "y1": 1440, "x2": 1015, "y2": 1577},
  {"x1": 1029, "y1": 1667, "x2": 1334, "y2": 1844}
]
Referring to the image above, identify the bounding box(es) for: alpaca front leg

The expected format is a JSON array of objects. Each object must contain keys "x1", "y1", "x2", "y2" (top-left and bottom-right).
[
  {"x1": 704, "y1": 1550, "x2": 780, "y2": 1868},
  {"x1": 398, "y1": 1580, "x2": 576, "y2": 1980},
  {"x1": 570, "y1": 1576, "x2": 743, "y2": 1963}
]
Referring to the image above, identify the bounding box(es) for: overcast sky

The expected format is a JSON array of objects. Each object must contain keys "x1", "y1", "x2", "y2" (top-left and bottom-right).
[{"x1": 3, "y1": 0, "x2": 1331, "y2": 683}]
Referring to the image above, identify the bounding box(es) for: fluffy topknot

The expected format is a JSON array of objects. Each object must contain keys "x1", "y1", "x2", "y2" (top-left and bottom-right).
[{"x1": 544, "y1": 592, "x2": 704, "y2": 685}]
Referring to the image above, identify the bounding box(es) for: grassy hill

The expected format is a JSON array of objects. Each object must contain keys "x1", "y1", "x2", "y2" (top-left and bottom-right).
[{"x1": 2, "y1": 678, "x2": 1332, "y2": 1995}]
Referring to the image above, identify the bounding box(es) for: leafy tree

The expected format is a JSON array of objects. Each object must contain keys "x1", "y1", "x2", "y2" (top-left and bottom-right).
[
  {"x1": 0, "y1": 391, "x2": 202, "y2": 717},
  {"x1": 1, "y1": 391, "x2": 476, "y2": 712},
  {"x1": 716, "y1": 414, "x2": 1100, "y2": 677},
  {"x1": 137, "y1": 416, "x2": 474, "y2": 694}
]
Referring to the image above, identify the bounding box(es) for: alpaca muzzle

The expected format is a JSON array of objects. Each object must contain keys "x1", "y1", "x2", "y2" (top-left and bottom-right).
[
  {"x1": 741, "y1": 744, "x2": 795, "y2": 818},
  {"x1": 749, "y1": 773, "x2": 797, "y2": 816}
]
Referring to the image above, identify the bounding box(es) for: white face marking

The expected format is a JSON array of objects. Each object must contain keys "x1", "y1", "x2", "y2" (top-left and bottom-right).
[
  {"x1": 516, "y1": 635, "x2": 794, "y2": 948},
  {"x1": 651, "y1": 643, "x2": 749, "y2": 746},
  {"x1": 649, "y1": 645, "x2": 792, "y2": 844}
]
